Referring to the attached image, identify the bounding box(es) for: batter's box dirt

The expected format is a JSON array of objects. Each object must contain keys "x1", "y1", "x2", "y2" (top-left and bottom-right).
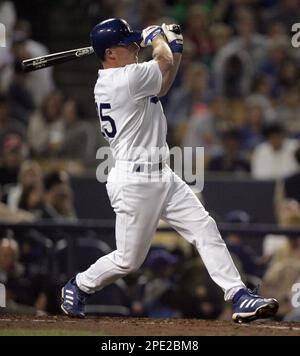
[{"x1": 0, "y1": 316, "x2": 300, "y2": 336}]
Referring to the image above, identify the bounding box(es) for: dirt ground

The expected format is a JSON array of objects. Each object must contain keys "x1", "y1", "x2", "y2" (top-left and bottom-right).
[{"x1": 0, "y1": 316, "x2": 300, "y2": 336}]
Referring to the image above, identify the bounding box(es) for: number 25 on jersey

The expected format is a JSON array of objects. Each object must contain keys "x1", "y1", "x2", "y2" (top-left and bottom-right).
[{"x1": 96, "y1": 103, "x2": 117, "y2": 139}]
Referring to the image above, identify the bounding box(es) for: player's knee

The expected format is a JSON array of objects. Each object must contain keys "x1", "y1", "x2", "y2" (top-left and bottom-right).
[
  {"x1": 193, "y1": 216, "x2": 223, "y2": 247},
  {"x1": 118, "y1": 258, "x2": 142, "y2": 275},
  {"x1": 196, "y1": 215, "x2": 219, "y2": 234},
  {"x1": 118, "y1": 263, "x2": 139, "y2": 275},
  {"x1": 113, "y1": 250, "x2": 145, "y2": 275},
  {"x1": 118, "y1": 260, "x2": 140, "y2": 276}
]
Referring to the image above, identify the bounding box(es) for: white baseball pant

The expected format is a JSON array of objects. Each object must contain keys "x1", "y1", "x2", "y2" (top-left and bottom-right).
[{"x1": 76, "y1": 163, "x2": 245, "y2": 300}]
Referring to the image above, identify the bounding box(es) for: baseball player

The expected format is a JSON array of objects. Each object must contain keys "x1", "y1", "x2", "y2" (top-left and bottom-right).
[{"x1": 61, "y1": 18, "x2": 279, "y2": 323}]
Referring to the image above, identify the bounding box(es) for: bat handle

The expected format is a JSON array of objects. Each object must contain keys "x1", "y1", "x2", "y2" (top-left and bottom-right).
[{"x1": 166, "y1": 24, "x2": 182, "y2": 35}]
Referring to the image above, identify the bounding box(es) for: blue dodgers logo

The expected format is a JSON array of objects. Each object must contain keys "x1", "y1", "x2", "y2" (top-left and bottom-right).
[
  {"x1": 0, "y1": 283, "x2": 6, "y2": 308},
  {"x1": 0, "y1": 23, "x2": 6, "y2": 47}
]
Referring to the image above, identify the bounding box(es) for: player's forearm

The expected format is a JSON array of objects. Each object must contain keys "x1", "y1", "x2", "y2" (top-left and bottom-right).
[
  {"x1": 152, "y1": 36, "x2": 173, "y2": 74},
  {"x1": 152, "y1": 37, "x2": 182, "y2": 97},
  {"x1": 159, "y1": 53, "x2": 181, "y2": 97}
]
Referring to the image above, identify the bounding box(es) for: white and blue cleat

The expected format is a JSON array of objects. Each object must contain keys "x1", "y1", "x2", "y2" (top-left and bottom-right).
[
  {"x1": 232, "y1": 288, "x2": 279, "y2": 324},
  {"x1": 61, "y1": 277, "x2": 89, "y2": 318}
]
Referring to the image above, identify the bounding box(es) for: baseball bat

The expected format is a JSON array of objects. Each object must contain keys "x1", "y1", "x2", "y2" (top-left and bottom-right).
[
  {"x1": 22, "y1": 24, "x2": 182, "y2": 72},
  {"x1": 22, "y1": 46, "x2": 95, "y2": 72}
]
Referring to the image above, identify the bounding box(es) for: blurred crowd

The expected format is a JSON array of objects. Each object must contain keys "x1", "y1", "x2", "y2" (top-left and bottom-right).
[
  {"x1": 1, "y1": 0, "x2": 300, "y2": 321},
  {"x1": 0, "y1": 0, "x2": 300, "y2": 180}
]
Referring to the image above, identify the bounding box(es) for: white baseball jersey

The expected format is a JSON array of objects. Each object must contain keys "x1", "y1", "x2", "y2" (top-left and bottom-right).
[{"x1": 94, "y1": 60, "x2": 169, "y2": 163}]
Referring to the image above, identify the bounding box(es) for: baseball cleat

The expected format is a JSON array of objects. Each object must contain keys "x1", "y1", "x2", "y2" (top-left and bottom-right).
[
  {"x1": 61, "y1": 277, "x2": 89, "y2": 318},
  {"x1": 232, "y1": 288, "x2": 279, "y2": 324}
]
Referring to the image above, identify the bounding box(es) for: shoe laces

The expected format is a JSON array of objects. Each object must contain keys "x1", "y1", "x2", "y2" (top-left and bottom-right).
[
  {"x1": 248, "y1": 285, "x2": 261, "y2": 298},
  {"x1": 78, "y1": 290, "x2": 88, "y2": 304}
]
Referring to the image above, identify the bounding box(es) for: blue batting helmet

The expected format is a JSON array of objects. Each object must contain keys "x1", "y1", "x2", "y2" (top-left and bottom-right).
[{"x1": 90, "y1": 18, "x2": 141, "y2": 59}]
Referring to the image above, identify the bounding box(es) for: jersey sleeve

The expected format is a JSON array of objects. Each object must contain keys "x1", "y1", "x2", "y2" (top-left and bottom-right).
[{"x1": 126, "y1": 60, "x2": 163, "y2": 101}]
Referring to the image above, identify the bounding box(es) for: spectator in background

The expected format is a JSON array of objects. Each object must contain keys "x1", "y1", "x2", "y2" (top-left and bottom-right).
[
  {"x1": 239, "y1": 102, "x2": 266, "y2": 153},
  {"x1": 13, "y1": 19, "x2": 55, "y2": 106},
  {"x1": 271, "y1": 0, "x2": 300, "y2": 30},
  {"x1": 267, "y1": 22, "x2": 288, "y2": 40},
  {"x1": 0, "y1": 237, "x2": 47, "y2": 315},
  {"x1": 183, "y1": 97, "x2": 230, "y2": 166},
  {"x1": 59, "y1": 99, "x2": 97, "y2": 165},
  {"x1": 6, "y1": 160, "x2": 43, "y2": 212},
  {"x1": 276, "y1": 85, "x2": 300, "y2": 136},
  {"x1": 257, "y1": 36, "x2": 291, "y2": 97},
  {"x1": 262, "y1": 206, "x2": 300, "y2": 320},
  {"x1": 212, "y1": 0, "x2": 260, "y2": 26},
  {"x1": 213, "y1": 49, "x2": 253, "y2": 99},
  {"x1": 140, "y1": 0, "x2": 170, "y2": 28},
  {"x1": 8, "y1": 60, "x2": 35, "y2": 125},
  {"x1": 251, "y1": 124, "x2": 299, "y2": 180},
  {"x1": 278, "y1": 60, "x2": 300, "y2": 93},
  {"x1": 245, "y1": 75, "x2": 276, "y2": 123},
  {"x1": 224, "y1": 210, "x2": 262, "y2": 285},
  {"x1": 281, "y1": 145, "x2": 300, "y2": 204},
  {"x1": 0, "y1": 201, "x2": 33, "y2": 222},
  {"x1": 0, "y1": 39, "x2": 32, "y2": 94},
  {"x1": 208, "y1": 129, "x2": 250, "y2": 174},
  {"x1": 0, "y1": 134, "x2": 26, "y2": 201},
  {"x1": 176, "y1": 249, "x2": 224, "y2": 319},
  {"x1": 41, "y1": 171, "x2": 76, "y2": 220},
  {"x1": 263, "y1": 200, "x2": 299, "y2": 264},
  {"x1": 210, "y1": 22, "x2": 233, "y2": 55},
  {"x1": 27, "y1": 91, "x2": 64, "y2": 158},
  {"x1": 0, "y1": 94, "x2": 25, "y2": 146},
  {"x1": 184, "y1": 3, "x2": 213, "y2": 64},
  {"x1": 18, "y1": 183, "x2": 44, "y2": 217},
  {"x1": 212, "y1": 8, "x2": 267, "y2": 97},
  {"x1": 131, "y1": 248, "x2": 180, "y2": 318},
  {"x1": 233, "y1": 7, "x2": 269, "y2": 69}
]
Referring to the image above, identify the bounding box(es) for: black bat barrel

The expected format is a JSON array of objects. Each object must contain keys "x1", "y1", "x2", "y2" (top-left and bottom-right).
[{"x1": 22, "y1": 46, "x2": 95, "y2": 72}]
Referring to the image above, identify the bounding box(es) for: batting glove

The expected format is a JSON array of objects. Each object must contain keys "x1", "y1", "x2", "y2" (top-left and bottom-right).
[
  {"x1": 162, "y1": 23, "x2": 183, "y2": 53},
  {"x1": 141, "y1": 25, "x2": 164, "y2": 47}
]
